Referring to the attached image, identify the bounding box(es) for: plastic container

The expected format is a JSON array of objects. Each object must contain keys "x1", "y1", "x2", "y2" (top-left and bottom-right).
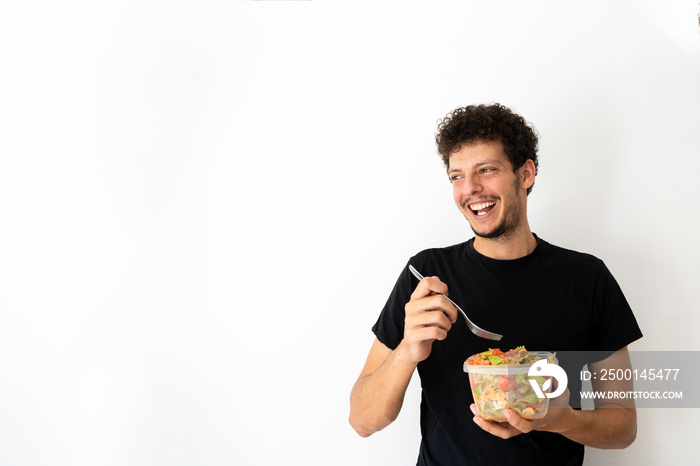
[{"x1": 463, "y1": 352, "x2": 556, "y2": 421}]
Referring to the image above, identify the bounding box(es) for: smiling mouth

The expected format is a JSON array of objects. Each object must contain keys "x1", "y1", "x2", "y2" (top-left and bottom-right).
[{"x1": 468, "y1": 201, "x2": 496, "y2": 217}]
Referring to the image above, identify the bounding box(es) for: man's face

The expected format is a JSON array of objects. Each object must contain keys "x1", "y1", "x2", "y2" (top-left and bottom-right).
[{"x1": 448, "y1": 140, "x2": 530, "y2": 240}]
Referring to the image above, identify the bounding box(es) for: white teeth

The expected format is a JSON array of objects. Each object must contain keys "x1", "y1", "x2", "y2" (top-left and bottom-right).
[{"x1": 470, "y1": 201, "x2": 495, "y2": 211}]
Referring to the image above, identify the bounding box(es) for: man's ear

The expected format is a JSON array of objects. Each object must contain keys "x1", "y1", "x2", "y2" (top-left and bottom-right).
[{"x1": 519, "y1": 159, "x2": 536, "y2": 191}]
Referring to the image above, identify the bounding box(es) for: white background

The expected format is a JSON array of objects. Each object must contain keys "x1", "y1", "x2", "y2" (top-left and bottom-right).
[{"x1": 1, "y1": 1, "x2": 699, "y2": 465}]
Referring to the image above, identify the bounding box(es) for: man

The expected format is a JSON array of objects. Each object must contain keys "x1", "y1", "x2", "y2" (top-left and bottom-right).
[{"x1": 349, "y1": 104, "x2": 642, "y2": 465}]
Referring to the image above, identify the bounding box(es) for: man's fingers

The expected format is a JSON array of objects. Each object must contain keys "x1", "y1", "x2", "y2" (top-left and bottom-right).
[
  {"x1": 503, "y1": 409, "x2": 534, "y2": 433},
  {"x1": 407, "y1": 275, "x2": 459, "y2": 325},
  {"x1": 472, "y1": 413, "x2": 523, "y2": 439},
  {"x1": 405, "y1": 293, "x2": 458, "y2": 324},
  {"x1": 408, "y1": 325, "x2": 449, "y2": 342},
  {"x1": 410, "y1": 276, "x2": 448, "y2": 300},
  {"x1": 469, "y1": 404, "x2": 528, "y2": 439},
  {"x1": 410, "y1": 313, "x2": 452, "y2": 333}
]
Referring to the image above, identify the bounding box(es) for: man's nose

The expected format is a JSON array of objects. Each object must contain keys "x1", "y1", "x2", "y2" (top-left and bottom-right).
[{"x1": 463, "y1": 174, "x2": 483, "y2": 197}]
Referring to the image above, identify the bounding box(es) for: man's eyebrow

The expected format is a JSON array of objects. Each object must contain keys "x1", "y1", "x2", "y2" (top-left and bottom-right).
[
  {"x1": 474, "y1": 159, "x2": 504, "y2": 167},
  {"x1": 448, "y1": 159, "x2": 504, "y2": 173}
]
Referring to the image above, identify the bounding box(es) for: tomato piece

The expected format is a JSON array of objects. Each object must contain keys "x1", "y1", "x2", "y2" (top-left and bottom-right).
[{"x1": 498, "y1": 376, "x2": 510, "y2": 390}]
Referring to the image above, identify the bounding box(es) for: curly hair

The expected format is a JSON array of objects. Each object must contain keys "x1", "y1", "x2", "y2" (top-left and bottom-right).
[{"x1": 435, "y1": 103, "x2": 539, "y2": 194}]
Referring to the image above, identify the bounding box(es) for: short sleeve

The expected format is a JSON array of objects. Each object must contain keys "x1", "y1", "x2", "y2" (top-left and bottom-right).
[
  {"x1": 371, "y1": 260, "x2": 418, "y2": 350},
  {"x1": 591, "y1": 262, "x2": 643, "y2": 353}
]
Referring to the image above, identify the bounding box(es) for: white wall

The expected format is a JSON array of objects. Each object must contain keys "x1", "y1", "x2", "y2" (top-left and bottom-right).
[{"x1": 1, "y1": 1, "x2": 699, "y2": 464}]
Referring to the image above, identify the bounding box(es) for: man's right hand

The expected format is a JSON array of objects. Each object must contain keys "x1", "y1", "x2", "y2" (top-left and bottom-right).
[{"x1": 399, "y1": 276, "x2": 458, "y2": 364}]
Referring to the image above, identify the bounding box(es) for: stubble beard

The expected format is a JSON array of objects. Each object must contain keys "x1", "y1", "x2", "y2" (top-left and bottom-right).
[
  {"x1": 465, "y1": 178, "x2": 524, "y2": 241},
  {"x1": 469, "y1": 203, "x2": 522, "y2": 241}
]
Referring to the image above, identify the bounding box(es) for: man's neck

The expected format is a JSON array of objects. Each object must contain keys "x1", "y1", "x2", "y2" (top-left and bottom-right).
[{"x1": 473, "y1": 227, "x2": 538, "y2": 260}]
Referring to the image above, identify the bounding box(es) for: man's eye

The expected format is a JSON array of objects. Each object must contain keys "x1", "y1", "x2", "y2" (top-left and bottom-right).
[
  {"x1": 480, "y1": 168, "x2": 494, "y2": 174},
  {"x1": 449, "y1": 175, "x2": 463, "y2": 182}
]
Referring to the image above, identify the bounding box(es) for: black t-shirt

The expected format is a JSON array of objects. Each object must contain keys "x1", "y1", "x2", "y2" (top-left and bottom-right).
[{"x1": 372, "y1": 236, "x2": 643, "y2": 466}]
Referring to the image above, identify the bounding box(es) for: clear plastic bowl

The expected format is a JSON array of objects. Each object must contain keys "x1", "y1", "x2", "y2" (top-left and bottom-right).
[{"x1": 463, "y1": 351, "x2": 556, "y2": 421}]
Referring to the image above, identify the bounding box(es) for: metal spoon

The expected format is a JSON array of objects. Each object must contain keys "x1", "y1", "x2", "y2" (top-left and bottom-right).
[{"x1": 408, "y1": 264, "x2": 503, "y2": 341}]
